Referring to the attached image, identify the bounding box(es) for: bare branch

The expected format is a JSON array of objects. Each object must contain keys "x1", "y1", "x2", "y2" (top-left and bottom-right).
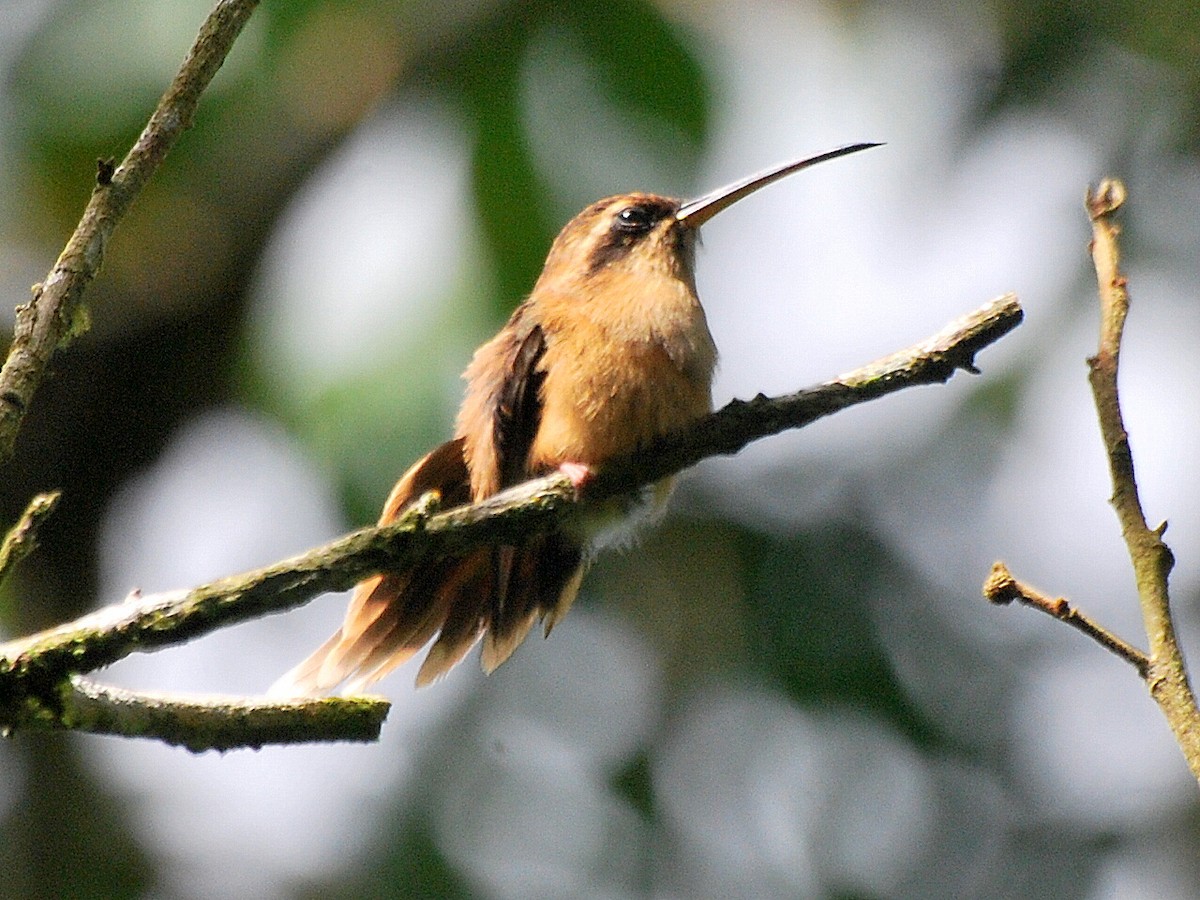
[
  {"x1": 587, "y1": 293, "x2": 1023, "y2": 496},
  {"x1": 1084, "y1": 179, "x2": 1200, "y2": 776},
  {"x1": 64, "y1": 679, "x2": 388, "y2": 751},
  {"x1": 984, "y1": 180, "x2": 1200, "y2": 784},
  {"x1": 983, "y1": 561, "x2": 1149, "y2": 677},
  {"x1": 0, "y1": 676, "x2": 388, "y2": 752}
]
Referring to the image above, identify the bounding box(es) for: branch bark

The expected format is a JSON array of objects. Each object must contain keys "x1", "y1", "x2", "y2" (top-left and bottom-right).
[
  {"x1": 0, "y1": 677, "x2": 389, "y2": 752},
  {"x1": 0, "y1": 0, "x2": 260, "y2": 464},
  {"x1": 986, "y1": 180, "x2": 1200, "y2": 784},
  {"x1": 983, "y1": 560, "x2": 1150, "y2": 677},
  {"x1": 0, "y1": 293, "x2": 1022, "y2": 750},
  {"x1": 1084, "y1": 180, "x2": 1200, "y2": 775},
  {"x1": 0, "y1": 491, "x2": 60, "y2": 588}
]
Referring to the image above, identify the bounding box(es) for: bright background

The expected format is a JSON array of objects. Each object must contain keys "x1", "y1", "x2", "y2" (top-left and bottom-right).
[{"x1": 2, "y1": 1, "x2": 1200, "y2": 898}]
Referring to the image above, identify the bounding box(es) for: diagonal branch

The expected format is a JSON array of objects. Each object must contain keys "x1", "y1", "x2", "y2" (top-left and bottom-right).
[
  {"x1": 0, "y1": 491, "x2": 61, "y2": 588},
  {"x1": 983, "y1": 561, "x2": 1150, "y2": 677},
  {"x1": 0, "y1": 0, "x2": 261, "y2": 464},
  {"x1": 1084, "y1": 181, "x2": 1200, "y2": 775},
  {"x1": 588, "y1": 294, "x2": 1022, "y2": 496},
  {"x1": 0, "y1": 294, "x2": 1021, "y2": 749}
]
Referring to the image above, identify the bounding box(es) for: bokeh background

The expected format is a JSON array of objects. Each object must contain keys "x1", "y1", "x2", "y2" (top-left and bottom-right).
[{"x1": 3, "y1": 0, "x2": 1200, "y2": 897}]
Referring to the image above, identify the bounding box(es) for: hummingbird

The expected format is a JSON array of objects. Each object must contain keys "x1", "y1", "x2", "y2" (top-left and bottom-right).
[{"x1": 271, "y1": 142, "x2": 879, "y2": 696}]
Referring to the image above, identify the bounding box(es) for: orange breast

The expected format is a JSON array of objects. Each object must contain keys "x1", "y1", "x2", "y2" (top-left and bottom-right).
[{"x1": 530, "y1": 316, "x2": 714, "y2": 470}]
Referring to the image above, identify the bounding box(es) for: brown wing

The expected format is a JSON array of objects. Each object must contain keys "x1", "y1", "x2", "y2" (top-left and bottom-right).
[
  {"x1": 269, "y1": 438, "x2": 474, "y2": 696},
  {"x1": 271, "y1": 310, "x2": 585, "y2": 696},
  {"x1": 494, "y1": 321, "x2": 548, "y2": 487},
  {"x1": 447, "y1": 310, "x2": 585, "y2": 682},
  {"x1": 457, "y1": 306, "x2": 548, "y2": 499}
]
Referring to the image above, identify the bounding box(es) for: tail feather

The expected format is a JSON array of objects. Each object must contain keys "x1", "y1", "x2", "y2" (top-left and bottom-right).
[
  {"x1": 414, "y1": 552, "x2": 492, "y2": 687},
  {"x1": 270, "y1": 436, "x2": 588, "y2": 696},
  {"x1": 344, "y1": 552, "x2": 480, "y2": 688},
  {"x1": 334, "y1": 560, "x2": 452, "y2": 675},
  {"x1": 267, "y1": 630, "x2": 346, "y2": 698},
  {"x1": 482, "y1": 545, "x2": 540, "y2": 673},
  {"x1": 314, "y1": 573, "x2": 410, "y2": 684},
  {"x1": 482, "y1": 533, "x2": 584, "y2": 673},
  {"x1": 480, "y1": 610, "x2": 540, "y2": 675},
  {"x1": 543, "y1": 566, "x2": 584, "y2": 638},
  {"x1": 536, "y1": 532, "x2": 587, "y2": 638}
]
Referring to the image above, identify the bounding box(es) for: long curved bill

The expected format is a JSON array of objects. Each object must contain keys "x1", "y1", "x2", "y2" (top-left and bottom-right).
[{"x1": 676, "y1": 142, "x2": 882, "y2": 228}]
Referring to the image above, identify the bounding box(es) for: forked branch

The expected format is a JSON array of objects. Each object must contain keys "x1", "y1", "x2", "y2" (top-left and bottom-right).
[{"x1": 986, "y1": 180, "x2": 1200, "y2": 782}]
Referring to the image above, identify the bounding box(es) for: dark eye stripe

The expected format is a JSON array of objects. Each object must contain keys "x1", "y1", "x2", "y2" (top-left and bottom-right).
[{"x1": 583, "y1": 196, "x2": 678, "y2": 276}]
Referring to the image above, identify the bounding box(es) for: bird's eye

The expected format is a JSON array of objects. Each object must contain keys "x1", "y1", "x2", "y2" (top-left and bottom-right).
[{"x1": 614, "y1": 205, "x2": 655, "y2": 233}]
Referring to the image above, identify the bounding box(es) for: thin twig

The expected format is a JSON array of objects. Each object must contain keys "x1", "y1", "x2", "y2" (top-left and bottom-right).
[
  {"x1": 0, "y1": 491, "x2": 60, "y2": 587},
  {"x1": 983, "y1": 561, "x2": 1149, "y2": 677},
  {"x1": 0, "y1": 294, "x2": 1022, "y2": 748},
  {"x1": 0, "y1": 0, "x2": 261, "y2": 463},
  {"x1": 587, "y1": 294, "x2": 1023, "y2": 496},
  {"x1": 1084, "y1": 179, "x2": 1200, "y2": 777}
]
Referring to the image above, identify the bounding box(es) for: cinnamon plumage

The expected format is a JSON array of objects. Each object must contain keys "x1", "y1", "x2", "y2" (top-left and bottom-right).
[{"x1": 271, "y1": 142, "x2": 879, "y2": 696}]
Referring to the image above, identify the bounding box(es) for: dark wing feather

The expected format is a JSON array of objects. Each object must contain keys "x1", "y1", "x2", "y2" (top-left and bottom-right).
[
  {"x1": 493, "y1": 321, "x2": 548, "y2": 488},
  {"x1": 271, "y1": 314, "x2": 584, "y2": 695},
  {"x1": 479, "y1": 321, "x2": 548, "y2": 621}
]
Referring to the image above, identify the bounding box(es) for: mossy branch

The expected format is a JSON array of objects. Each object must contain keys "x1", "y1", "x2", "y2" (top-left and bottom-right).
[
  {"x1": 0, "y1": 0, "x2": 261, "y2": 464},
  {"x1": 1, "y1": 677, "x2": 389, "y2": 752},
  {"x1": 0, "y1": 491, "x2": 61, "y2": 588},
  {"x1": 0, "y1": 293, "x2": 1021, "y2": 751}
]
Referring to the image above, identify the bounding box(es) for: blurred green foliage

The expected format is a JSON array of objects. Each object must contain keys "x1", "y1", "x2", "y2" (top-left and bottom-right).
[
  {"x1": 422, "y1": 0, "x2": 709, "y2": 309},
  {"x1": 1, "y1": 0, "x2": 1198, "y2": 897}
]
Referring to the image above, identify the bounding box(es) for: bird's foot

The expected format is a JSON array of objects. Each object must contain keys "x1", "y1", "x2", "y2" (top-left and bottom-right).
[{"x1": 558, "y1": 461, "x2": 594, "y2": 493}]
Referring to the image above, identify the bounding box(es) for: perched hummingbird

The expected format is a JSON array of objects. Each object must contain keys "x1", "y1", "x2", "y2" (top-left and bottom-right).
[{"x1": 272, "y1": 142, "x2": 879, "y2": 696}]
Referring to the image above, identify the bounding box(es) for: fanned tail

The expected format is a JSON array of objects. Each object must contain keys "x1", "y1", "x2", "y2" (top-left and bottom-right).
[{"x1": 269, "y1": 438, "x2": 584, "y2": 697}]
